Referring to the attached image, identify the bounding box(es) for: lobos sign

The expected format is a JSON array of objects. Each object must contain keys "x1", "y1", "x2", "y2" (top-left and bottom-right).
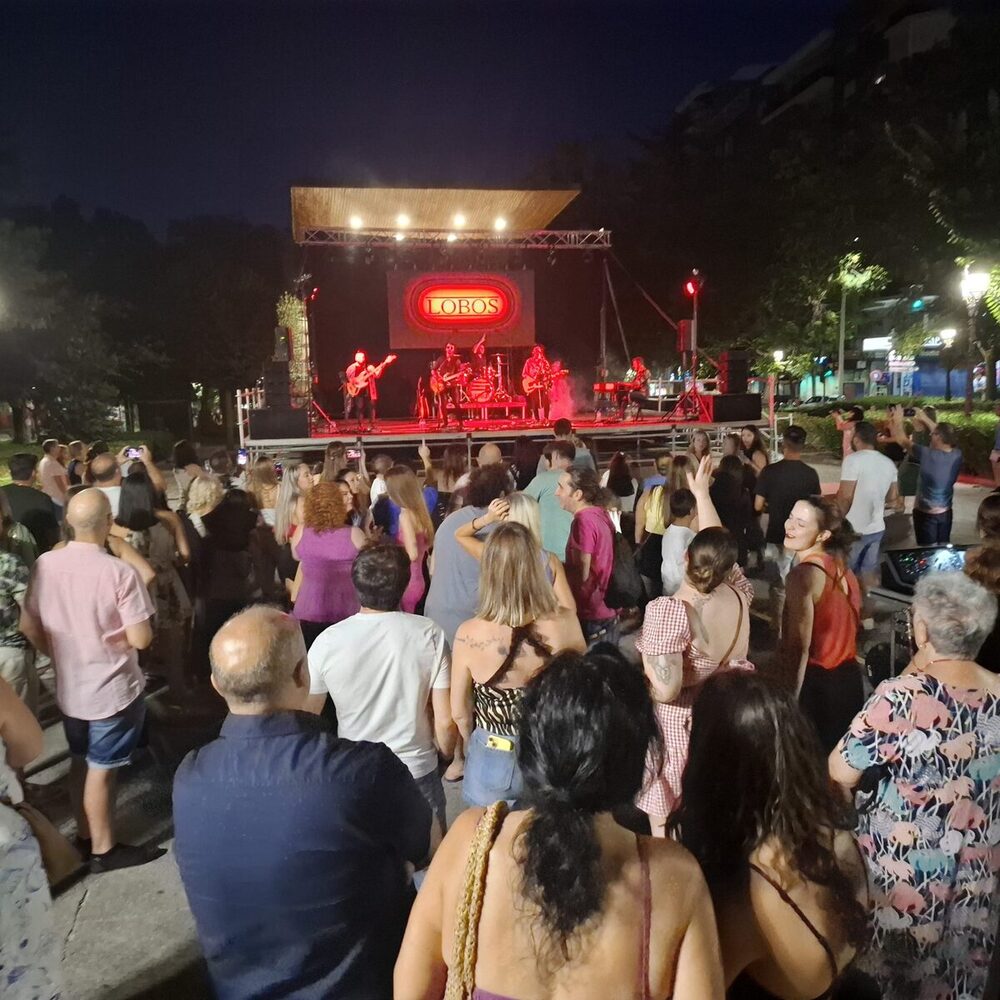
[{"x1": 405, "y1": 274, "x2": 519, "y2": 331}]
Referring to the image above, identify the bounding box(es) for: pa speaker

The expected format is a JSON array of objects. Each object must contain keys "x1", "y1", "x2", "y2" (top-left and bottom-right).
[
  {"x1": 262, "y1": 360, "x2": 291, "y2": 408},
  {"x1": 702, "y1": 393, "x2": 761, "y2": 423},
  {"x1": 248, "y1": 407, "x2": 310, "y2": 439},
  {"x1": 718, "y1": 351, "x2": 751, "y2": 394}
]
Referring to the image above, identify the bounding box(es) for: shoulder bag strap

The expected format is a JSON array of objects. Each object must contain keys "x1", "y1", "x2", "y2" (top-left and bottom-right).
[
  {"x1": 716, "y1": 583, "x2": 746, "y2": 668},
  {"x1": 446, "y1": 800, "x2": 510, "y2": 1000}
]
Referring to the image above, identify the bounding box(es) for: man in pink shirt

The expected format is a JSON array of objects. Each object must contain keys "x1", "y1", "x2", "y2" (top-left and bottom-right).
[
  {"x1": 37, "y1": 438, "x2": 69, "y2": 514},
  {"x1": 556, "y1": 466, "x2": 618, "y2": 646},
  {"x1": 20, "y1": 488, "x2": 165, "y2": 872}
]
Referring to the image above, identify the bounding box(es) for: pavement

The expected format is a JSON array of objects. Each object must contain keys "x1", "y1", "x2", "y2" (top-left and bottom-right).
[{"x1": 37, "y1": 457, "x2": 994, "y2": 999}]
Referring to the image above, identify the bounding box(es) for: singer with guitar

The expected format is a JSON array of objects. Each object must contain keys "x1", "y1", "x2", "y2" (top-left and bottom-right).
[
  {"x1": 521, "y1": 344, "x2": 555, "y2": 422},
  {"x1": 430, "y1": 342, "x2": 471, "y2": 429},
  {"x1": 343, "y1": 350, "x2": 397, "y2": 429}
]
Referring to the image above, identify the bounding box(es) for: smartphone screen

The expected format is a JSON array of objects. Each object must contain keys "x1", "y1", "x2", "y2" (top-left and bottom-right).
[
  {"x1": 346, "y1": 448, "x2": 361, "y2": 460},
  {"x1": 125, "y1": 447, "x2": 142, "y2": 460},
  {"x1": 237, "y1": 449, "x2": 249, "y2": 466}
]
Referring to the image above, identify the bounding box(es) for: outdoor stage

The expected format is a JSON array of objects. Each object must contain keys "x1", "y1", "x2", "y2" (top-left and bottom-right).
[{"x1": 240, "y1": 413, "x2": 770, "y2": 462}]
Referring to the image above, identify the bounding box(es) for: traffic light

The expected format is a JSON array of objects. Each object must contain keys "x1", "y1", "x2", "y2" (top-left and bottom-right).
[
  {"x1": 908, "y1": 284, "x2": 925, "y2": 312},
  {"x1": 683, "y1": 269, "x2": 703, "y2": 297}
]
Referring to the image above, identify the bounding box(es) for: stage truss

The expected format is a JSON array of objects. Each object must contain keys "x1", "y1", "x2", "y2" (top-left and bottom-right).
[{"x1": 298, "y1": 228, "x2": 612, "y2": 250}]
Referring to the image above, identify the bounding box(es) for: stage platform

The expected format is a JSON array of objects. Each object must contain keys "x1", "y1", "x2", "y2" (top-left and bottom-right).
[{"x1": 242, "y1": 414, "x2": 769, "y2": 462}]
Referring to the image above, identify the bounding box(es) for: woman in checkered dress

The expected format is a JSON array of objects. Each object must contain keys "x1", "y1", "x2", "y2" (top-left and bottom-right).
[{"x1": 636, "y1": 456, "x2": 754, "y2": 835}]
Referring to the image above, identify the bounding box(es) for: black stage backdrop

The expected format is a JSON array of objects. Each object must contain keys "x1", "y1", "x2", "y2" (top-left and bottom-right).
[{"x1": 309, "y1": 249, "x2": 603, "y2": 419}]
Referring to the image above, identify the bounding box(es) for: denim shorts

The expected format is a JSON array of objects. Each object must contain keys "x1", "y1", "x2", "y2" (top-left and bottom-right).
[
  {"x1": 849, "y1": 531, "x2": 885, "y2": 576},
  {"x1": 463, "y1": 726, "x2": 522, "y2": 807},
  {"x1": 413, "y1": 768, "x2": 448, "y2": 836},
  {"x1": 63, "y1": 696, "x2": 147, "y2": 770}
]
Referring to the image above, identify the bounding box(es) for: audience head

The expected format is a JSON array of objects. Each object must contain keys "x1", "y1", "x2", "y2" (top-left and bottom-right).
[
  {"x1": 333, "y1": 476, "x2": 356, "y2": 522},
  {"x1": 186, "y1": 476, "x2": 224, "y2": 518},
  {"x1": 552, "y1": 418, "x2": 574, "y2": 440},
  {"x1": 515, "y1": 648, "x2": 661, "y2": 960},
  {"x1": 932, "y1": 421, "x2": 958, "y2": 449},
  {"x1": 685, "y1": 526, "x2": 738, "y2": 593},
  {"x1": 386, "y1": 465, "x2": 434, "y2": 539},
  {"x1": 321, "y1": 442, "x2": 346, "y2": 482},
  {"x1": 505, "y1": 492, "x2": 543, "y2": 547},
  {"x1": 975, "y1": 493, "x2": 1000, "y2": 542},
  {"x1": 210, "y1": 606, "x2": 309, "y2": 713},
  {"x1": 477, "y1": 443, "x2": 503, "y2": 467},
  {"x1": 0, "y1": 491, "x2": 18, "y2": 552},
  {"x1": 688, "y1": 430, "x2": 710, "y2": 459},
  {"x1": 850, "y1": 421, "x2": 877, "y2": 451},
  {"x1": 68, "y1": 440, "x2": 86, "y2": 462},
  {"x1": 555, "y1": 467, "x2": 602, "y2": 514},
  {"x1": 7, "y1": 453, "x2": 38, "y2": 485},
  {"x1": 466, "y1": 464, "x2": 510, "y2": 509},
  {"x1": 717, "y1": 454, "x2": 744, "y2": 483},
  {"x1": 89, "y1": 452, "x2": 122, "y2": 486},
  {"x1": 673, "y1": 671, "x2": 867, "y2": 949},
  {"x1": 352, "y1": 543, "x2": 410, "y2": 611},
  {"x1": 65, "y1": 488, "x2": 113, "y2": 544},
  {"x1": 654, "y1": 452, "x2": 673, "y2": 477},
  {"x1": 606, "y1": 452, "x2": 634, "y2": 496},
  {"x1": 741, "y1": 425, "x2": 766, "y2": 455},
  {"x1": 41, "y1": 438, "x2": 62, "y2": 458},
  {"x1": 913, "y1": 572, "x2": 996, "y2": 661},
  {"x1": 116, "y1": 469, "x2": 160, "y2": 531},
  {"x1": 478, "y1": 522, "x2": 558, "y2": 627},
  {"x1": 666, "y1": 454, "x2": 690, "y2": 493},
  {"x1": 784, "y1": 496, "x2": 857, "y2": 558},
  {"x1": 302, "y1": 482, "x2": 348, "y2": 535},
  {"x1": 721, "y1": 433, "x2": 741, "y2": 458},
  {"x1": 86, "y1": 441, "x2": 110, "y2": 463},
  {"x1": 371, "y1": 454, "x2": 394, "y2": 477},
  {"x1": 275, "y1": 461, "x2": 312, "y2": 541},
  {"x1": 248, "y1": 456, "x2": 278, "y2": 493},
  {"x1": 209, "y1": 450, "x2": 233, "y2": 477},
  {"x1": 442, "y1": 445, "x2": 469, "y2": 484},
  {"x1": 543, "y1": 439, "x2": 575, "y2": 471},
  {"x1": 781, "y1": 425, "x2": 807, "y2": 455},
  {"x1": 172, "y1": 440, "x2": 200, "y2": 469},
  {"x1": 669, "y1": 487, "x2": 696, "y2": 523}
]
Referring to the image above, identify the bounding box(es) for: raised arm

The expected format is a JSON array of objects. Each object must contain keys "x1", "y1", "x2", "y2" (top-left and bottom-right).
[
  {"x1": 417, "y1": 444, "x2": 436, "y2": 489},
  {"x1": 687, "y1": 455, "x2": 722, "y2": 529},
  {"x1": 454, "y1": 497, "x2": 508, "y2": 561},
  {"x1": 887, "y1": 406, "x2": 913, "y2": 453}
]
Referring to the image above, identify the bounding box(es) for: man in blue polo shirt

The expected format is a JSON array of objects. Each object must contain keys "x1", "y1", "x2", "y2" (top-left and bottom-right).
[{"x1": 173, "y1": 605, "x2": 431, "y2": 1000}]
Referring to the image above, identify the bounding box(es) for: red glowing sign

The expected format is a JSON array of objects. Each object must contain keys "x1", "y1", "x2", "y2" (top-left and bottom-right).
[{"x1": 405, "y1": 274, "x2": 519, "y2": 332}]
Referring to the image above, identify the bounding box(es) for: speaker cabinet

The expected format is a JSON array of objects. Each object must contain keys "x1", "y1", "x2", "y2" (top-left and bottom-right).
[
  {"x1": 718, "y1": 351, "x2": 750, "y2": 394},
  {"x1": 702, "y1": 393, "x2": 761, "y2": 423},
  {"x1": 262, "y1": 360, "x2": 291, "y2": 408},
  {"x1": 248, "y1": 407, "x2": 310, "y2": 439}
]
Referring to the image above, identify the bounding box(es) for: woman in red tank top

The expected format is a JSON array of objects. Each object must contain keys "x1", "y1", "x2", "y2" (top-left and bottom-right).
[{"x1": 778, "y1": 497, "x2": 864, "y2": 753}]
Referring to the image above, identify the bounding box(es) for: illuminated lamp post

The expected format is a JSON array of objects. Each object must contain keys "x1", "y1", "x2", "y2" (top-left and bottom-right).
[
  {"x1": 961, "y1": 266, "x2": 990, "y2": 417},
  {"x1": 939, "y1": 328, "x2": 957, "y2": 402}
]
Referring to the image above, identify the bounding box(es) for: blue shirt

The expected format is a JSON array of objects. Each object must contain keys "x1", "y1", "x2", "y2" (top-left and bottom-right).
[
  {"x1": 914, "y1": 445, "x2": 962, "y2": 513},
  {"x1": 173, "y1": 711, "x2": 430, "y2": 1000}
]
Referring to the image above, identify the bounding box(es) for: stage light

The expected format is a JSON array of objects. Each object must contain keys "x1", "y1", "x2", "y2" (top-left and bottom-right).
[
  {"x1": 547, "y1": 250, "x2": 557, "y2": 267},
  {"x1": 394, "y1": 232, "x2": 405, "y2": 242},
  {"x1": 494, "y1": 217, "x2": 507, "y2": 231},
  {"x1": 447, "y1": 232, "x2": 458, "y2": 242},
  {"x1": 349, "y1": 215, "x2": 363, "y2": 230},
  {"x1": 684, "y1": 280, "x2": 698, "y2": 296},
  {"x1": 396, "y1": 213, "x2": 410, "y2": 228},
  {"x1": 453, "y1": 213, "x2": 466, "y2": 227}
]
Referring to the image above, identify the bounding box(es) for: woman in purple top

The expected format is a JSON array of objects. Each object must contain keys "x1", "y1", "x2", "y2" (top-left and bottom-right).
[
  {"x1": 291, "y1": 483, "x2": 365, "y2": 648},
  {"x1": 385, "y1": 465, "x2": 435, "y2": 614}
]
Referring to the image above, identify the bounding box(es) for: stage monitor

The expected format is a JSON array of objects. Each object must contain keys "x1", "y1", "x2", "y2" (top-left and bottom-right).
[{"x1": 386, "y1": 270, "x2": 536, "y2": 350}]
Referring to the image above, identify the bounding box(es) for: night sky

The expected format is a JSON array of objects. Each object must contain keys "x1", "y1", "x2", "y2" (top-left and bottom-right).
[{"x1": 5, "y1": 0, "x2": 844, "y2": 234}]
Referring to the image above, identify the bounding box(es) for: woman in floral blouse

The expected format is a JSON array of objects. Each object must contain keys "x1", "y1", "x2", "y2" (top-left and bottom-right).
[{"x1": 830, "y1": 572, "x2": 1000, "y2": 1000}]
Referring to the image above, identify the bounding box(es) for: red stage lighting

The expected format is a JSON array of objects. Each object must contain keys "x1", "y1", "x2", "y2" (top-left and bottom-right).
[{"x1": 684, "y1": 279, "x2": 698, "y2": 297}]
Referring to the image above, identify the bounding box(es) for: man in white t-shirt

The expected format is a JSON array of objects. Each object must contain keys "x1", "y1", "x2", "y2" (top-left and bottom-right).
[
  {"x1": 660, "y1": 488, "x2": 697, "y2": 596},
  {"x1": 836, "y1": 421, "x2": 901, "y2": 602},
  {"x1": 305, "y1": 543, "x2": 456, "y2": 835}
]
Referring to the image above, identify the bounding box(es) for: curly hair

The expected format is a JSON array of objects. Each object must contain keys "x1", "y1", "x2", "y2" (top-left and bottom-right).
[
  {"x1": 302, "y1": 482, "x2": 349, "y2": 533},
  {"x1": 465, "y1": 464, "x2": 511, "y2": 508},
  {"x1": 672, "y1": 671, "x2": 869, "y2": 953}
]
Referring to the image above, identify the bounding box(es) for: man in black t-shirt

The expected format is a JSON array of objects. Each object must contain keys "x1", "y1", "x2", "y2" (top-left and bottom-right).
[
  {"x1": 753, "y1": 426, "x2": 820, "y2": 633},
  {"x1": 2, "y1": 453, "x2": 60, "y2": 553}
]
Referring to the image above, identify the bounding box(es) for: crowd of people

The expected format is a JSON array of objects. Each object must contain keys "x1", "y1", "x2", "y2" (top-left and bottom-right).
[{"x1": 0, "y1": 415, "x2": 998, "y2": 1000}]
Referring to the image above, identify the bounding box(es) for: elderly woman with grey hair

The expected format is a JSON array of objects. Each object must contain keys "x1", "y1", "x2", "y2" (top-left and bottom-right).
[{"x1": 829, "y1": 572, "x2": 1000, "y2": 1000}]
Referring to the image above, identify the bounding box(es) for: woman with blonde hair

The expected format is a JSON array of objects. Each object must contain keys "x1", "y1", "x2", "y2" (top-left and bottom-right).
[
  {"x1": 185, "y1": 476, "x2": 224, "y2": 538},
  {"x1": 454, "y1": 492, "x2": 575, "y2": 611},
  {"x1": 452, "y1": 521, "x2": 585, "y2": 806},
  {"x1": 687, "y1": 429, "x2": 711, "y2": 465},
  {"x1": 319, "y1": 441, "x2": 347, "y2": 483},
  {"x1": 385, "y1": 465, "x2": 435, "y2": 613},
  {"x1": 246, "y1": 456, "x2": 279, "y2": 524},
  {"x1": 274, "y1": 461, "x2": 311, "y2": 547},
  {"x1": 291, "y1": 482, "x2": 366, "y2": 647}
]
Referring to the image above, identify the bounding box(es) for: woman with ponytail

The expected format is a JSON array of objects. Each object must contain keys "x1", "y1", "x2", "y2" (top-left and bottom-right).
[{"x1": 395, "y1": 648, "x2": 723, "y2": 999}]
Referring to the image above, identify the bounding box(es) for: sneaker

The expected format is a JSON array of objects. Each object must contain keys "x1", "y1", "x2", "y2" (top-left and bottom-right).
[{"x1": 89, "y1": 843, "x2": 167, "y2": 874}]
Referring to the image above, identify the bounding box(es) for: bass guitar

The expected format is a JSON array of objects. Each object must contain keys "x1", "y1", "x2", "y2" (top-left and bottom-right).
[{"x1": 344, "y1": 354, "x2": 397, "y2": 397}]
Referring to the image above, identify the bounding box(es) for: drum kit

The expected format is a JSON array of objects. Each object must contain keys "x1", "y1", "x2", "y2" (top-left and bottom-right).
[{"x1": 464, "y1": 353, "x2": 513, "y2": 404}]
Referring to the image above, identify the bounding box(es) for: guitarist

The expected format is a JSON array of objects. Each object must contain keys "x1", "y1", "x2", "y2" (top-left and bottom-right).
[
  {"x1": 344, "y1": 349, "x2": 380, "y2": 428},
  {"x1": 521, "y1": 344, "x2": 553, "y2": 422},
  {"x1": 432, "y1": 342, "x2": 468, "y2": 429}
]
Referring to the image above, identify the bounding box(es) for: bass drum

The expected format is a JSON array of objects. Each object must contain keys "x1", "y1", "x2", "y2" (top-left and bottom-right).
[{"x1": 466, "y1": 374, "x2": 495, "y2": 404}]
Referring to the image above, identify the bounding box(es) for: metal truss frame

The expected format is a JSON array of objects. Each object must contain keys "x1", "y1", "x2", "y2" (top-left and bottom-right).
[{"x1": 297, "y1": 228, "x2": 612, "y2": 250}]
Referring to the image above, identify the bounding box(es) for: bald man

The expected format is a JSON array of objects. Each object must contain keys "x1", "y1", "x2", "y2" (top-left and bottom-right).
[
  {"x1": 173, "y1": 606, "x2": 432, "y2": 1000},
  {"x1": 20, "y1": 489, "x2": 161, "y2": 872},
  {"x1": 477, "y1": 442, "x2": 503, "y2": 467}
]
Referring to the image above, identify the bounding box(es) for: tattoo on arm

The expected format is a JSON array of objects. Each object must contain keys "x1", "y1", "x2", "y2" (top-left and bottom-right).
[{"x1": 653, "y1": 657, "x2": 674, "y2": 686}]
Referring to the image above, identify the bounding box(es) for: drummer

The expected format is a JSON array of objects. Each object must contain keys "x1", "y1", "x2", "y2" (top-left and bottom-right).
[{"x1": 471, "y1": 333, "x2": 488, "y2": 374}]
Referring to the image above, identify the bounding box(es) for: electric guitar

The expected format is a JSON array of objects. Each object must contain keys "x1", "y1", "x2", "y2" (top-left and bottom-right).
[
  {"x1": 430, "y1": 363, "x2": 472, "y2": 395},
  {"x1": 344, "y1": 354, "x2": 397, "y2": 397}
]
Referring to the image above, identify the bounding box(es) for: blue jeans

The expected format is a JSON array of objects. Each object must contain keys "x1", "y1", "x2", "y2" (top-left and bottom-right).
[
  {"x1": 913, "y1": 508, "x2": 952, "y2": 546},
  {"x1": 581, "y1": 616, "x2": 619, "y2": 648},
  {"x1": 463, "y1": 727, "x2": 522, "y2": 807},
  {"x1": 413, "y1": 768, "x2": 447, "y2": 836}
]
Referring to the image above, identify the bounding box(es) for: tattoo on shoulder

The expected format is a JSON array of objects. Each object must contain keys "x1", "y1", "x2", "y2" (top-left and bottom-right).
[{"x1": 454, "y1": 634, "x2": 495, "y2": 650}]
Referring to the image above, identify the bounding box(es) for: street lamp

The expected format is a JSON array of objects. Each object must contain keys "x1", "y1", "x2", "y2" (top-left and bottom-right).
[
  {"x1": 940, "y1": 328, "x2": 957, "y2": 401},
  {"x1": 962, "y1": 266, "x2": 991, "y2": 416},
  {"x1": 773, "y1": 349, "x2": 785, "y2": 363}
]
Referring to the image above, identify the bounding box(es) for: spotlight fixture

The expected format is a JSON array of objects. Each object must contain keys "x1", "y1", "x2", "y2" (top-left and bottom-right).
[
  {"x1": 453, "y1": 212, "x2": 466, "y2": 227},
  {"x1": 349, "y1": 215, "x2": 363, "y2": 230},
  {"x1": 364, "y1": 249, "x2": 374, "y2": 265},
  {"x1": 396, "y1": 213, "x2": 410, "y2": 227},
  {"x1": 547, "y1": 250, "x2": 557, "y2": 267},
  {"x1": 394, "y1": 232, "x2": 405, "y2": 242},
  {"x1": 446, "y1": 232, "x2": 458, "y2": 243},
  {"x1": 494, "y1": 217, "x2": 507, "y2": 232}
]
